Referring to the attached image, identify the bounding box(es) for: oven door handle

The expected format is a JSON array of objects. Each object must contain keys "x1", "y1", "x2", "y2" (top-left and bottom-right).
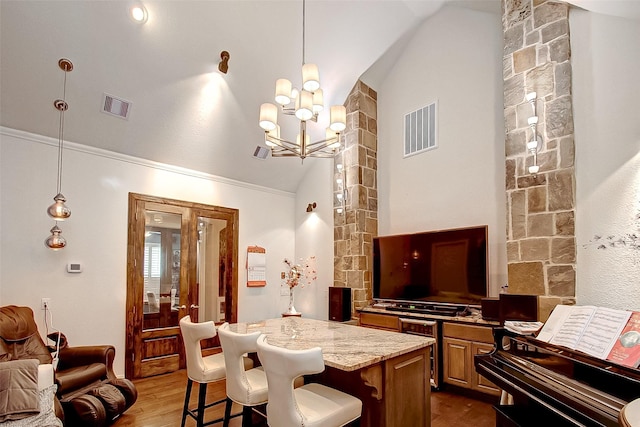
[{"x1": 400, "y1": 318, "x2": 437, "y2": 326}]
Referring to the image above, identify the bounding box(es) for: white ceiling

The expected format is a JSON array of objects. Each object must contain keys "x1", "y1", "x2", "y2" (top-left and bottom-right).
[{"x1": 1, "y1": 1, "x2": 635, "y2": 193}]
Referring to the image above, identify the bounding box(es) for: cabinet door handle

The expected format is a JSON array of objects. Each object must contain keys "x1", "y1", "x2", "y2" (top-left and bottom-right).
[{"x1": 190, "y1": 304, "x2": 199, "y2": 309}]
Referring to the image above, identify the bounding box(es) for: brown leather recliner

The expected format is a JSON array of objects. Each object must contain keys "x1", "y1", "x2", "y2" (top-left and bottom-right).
[{"x1": 0, "y1": 305, "x2": 137, "y2": 426}]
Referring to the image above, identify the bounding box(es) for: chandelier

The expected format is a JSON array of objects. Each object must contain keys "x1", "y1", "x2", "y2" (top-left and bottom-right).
[
  {"x1": 45, "y1": 58, "x2": 73, "y2": 250},
  {"x1": 258, "y1": 0, "x2": 346, "y2": 161}
]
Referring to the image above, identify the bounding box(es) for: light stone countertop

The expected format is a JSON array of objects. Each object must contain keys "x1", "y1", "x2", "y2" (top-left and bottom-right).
[
  {"x1": 360, "y1": 306, "x2": 500, "y2": 325},
  {"x1": 227, "y1": 317, "x2": 435, "y2": 372}
]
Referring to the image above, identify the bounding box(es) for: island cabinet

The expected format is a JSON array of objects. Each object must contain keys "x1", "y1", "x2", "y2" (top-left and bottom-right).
[
  {"x1": 358, "y1": 311, "x2": 401, "y2": 332},
  {"x1": 442, "y1": 322, "x2": 500, "y2": 396}
]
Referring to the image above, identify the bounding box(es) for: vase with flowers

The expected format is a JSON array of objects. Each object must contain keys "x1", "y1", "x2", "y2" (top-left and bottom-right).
[{"x1": 283, "y1": 257, "x2": 317, "y2": 315}]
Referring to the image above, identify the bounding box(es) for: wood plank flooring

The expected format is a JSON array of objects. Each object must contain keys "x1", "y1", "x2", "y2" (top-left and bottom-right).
[{"x1": 112, "y1": 370, "x2": 496, "y2": 426}]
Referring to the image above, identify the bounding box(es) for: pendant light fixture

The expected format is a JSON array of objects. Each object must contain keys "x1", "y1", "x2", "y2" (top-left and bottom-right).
[
  {"x1": 45, "y1": 58, "x2": 73, "y2": 250},
  {"x1": 258, "y1": 0, "x2": 346, "y2": 161}
]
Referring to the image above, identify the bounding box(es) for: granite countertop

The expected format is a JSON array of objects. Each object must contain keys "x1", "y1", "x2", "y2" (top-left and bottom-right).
[
  {"x1": 228, "y1": 317, "x2": 434, "y2": 372},
  {"x1": 359, "y1": 306, "x2": 500, "y2": 325}
]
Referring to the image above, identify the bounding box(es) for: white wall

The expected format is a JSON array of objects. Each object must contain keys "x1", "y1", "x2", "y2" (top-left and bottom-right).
[
  {"x1": 0, "y1": 127, "x2": 305, "y2": 376},
  {"x1": 571, "y1": 10, "x2": 640, "y2": 310},
  {"x1": 375, "y1": 5, "x2": 507, "y2": 296},
  {"x1": 293, "y1": 159, "x2": 334, "y2": 320}
]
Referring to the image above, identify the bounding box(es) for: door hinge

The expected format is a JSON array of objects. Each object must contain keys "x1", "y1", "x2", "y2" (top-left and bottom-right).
[{"x1": 131, "y1": 353, "x2": 135, "y2": 362}]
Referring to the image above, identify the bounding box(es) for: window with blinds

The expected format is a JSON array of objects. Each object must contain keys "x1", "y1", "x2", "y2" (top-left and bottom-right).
[{"x1": 144, "y1": 244, "x2": 161, "y2": 278}]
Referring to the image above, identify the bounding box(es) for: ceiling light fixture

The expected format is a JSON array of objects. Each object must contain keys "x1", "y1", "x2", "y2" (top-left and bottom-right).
[
  {"x1": 130, "y1": 4, "x2": 148, "y2": 23},
  {"x1": 258, "y1": 0, "x2": 346, "y2": 162},
  {"x1": 45, "y1": 58, "x2": 73, "y2": 250}
]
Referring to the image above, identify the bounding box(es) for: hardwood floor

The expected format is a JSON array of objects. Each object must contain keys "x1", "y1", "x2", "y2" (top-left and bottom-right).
[{"x1": 113, "y1": 370, "x2": 496, "y2": 426}]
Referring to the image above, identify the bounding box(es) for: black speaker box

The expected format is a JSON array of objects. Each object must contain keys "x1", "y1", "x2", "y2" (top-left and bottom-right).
[
  {"x1": 329, "y1": 287, "x2": 352, "y2": 322},
  {"x1": 499, "y1": 294, "x2": 539, "y2": 323},
  {"x1": 481, "y1": 297, "x2": 500, "y2": 321}
]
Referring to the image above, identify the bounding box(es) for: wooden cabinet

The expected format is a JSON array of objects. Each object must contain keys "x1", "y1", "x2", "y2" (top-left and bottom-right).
[
  {"x1": 359, "y1": 312, "x2": 400, "y2": 332},
  {"x1": 442, "y1": 322, "x2": 500, "y2": 396}
]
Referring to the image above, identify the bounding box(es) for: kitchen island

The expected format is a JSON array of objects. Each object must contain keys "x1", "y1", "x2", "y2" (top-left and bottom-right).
[{"x1": 228, "y1": 317, "x2": 435, "y2": 427}]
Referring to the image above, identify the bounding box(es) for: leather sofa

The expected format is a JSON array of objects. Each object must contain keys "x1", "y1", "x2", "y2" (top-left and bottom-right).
[{"x1": 0, "y1": 305, "x2": 137, "y2": 426}]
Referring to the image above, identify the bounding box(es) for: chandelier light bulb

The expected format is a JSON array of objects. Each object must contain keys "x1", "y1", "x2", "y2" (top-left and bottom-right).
[
  {"x1": 259, "y1": 103, "x2": 278, "y2": 131},
  {"x1": 330, "y1": 106, "x2": 347, "y2": 132},
  {"x1": 45, "y1": 224, "x2": 67, "y2": 250},
  {"x1": 302, "y1": 63, "x2": 320, "y2": 92},
  {"x1": 275, "y1": 79, "x2": 292, "y2": 106},
  {"x1": 527, "y1": 140, "x2": 539, "y2": 151},
  {"x1": 312, "y1": 89, "x2": 324, "y2": 113},
  {"x1": 295, "y1": 90, "x2": 313, "y2": 121},
  {"x1": 526, "y1": 92, "x2": 537, "y2": 102},
  {"x1": 529, "y1": 165, "x2": 540, "y2": 174},
  {"x1": 528, "y1": 116, "x2": 539, "y2": 126}
]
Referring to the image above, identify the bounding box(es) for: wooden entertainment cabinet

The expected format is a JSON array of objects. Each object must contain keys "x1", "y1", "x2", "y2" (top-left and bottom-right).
[{"x1": 358, "y1": 306, "x2": 501, "y2": 396}]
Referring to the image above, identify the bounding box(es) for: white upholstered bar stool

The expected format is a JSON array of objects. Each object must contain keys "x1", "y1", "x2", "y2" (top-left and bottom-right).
[
  {"x1": 179, "y1": 315, "x2": 235, "y2": 427},
  {"x1": 256, "y1": 334, "x2": 362, "y2": 427},
  {"x1": 217, "y1": 323, "x2": 269, "y2": 427}
]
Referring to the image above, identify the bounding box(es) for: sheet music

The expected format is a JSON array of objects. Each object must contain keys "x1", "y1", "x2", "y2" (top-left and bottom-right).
[
  {"x1": 548, "y1": 306, "x2": 597, "y2": 349},
  {"x1": 575, "y1": 307, "x2": 631, "y2": 358}
]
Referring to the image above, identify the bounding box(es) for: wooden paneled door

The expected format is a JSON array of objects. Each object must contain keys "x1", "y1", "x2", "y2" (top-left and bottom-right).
[{"x1": 126, "y1": 193, "x2": 238, "y2": 379}]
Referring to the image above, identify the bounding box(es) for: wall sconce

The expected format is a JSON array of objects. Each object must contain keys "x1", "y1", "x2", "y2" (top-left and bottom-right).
[
  {"x1": 306, "y1": 202, "x2": 317, "y2": 213},
  {"x1": 335, "y1": 163, "x2": 347, "y2": 214},
  {"x1": 526, "y1": 92, "x2": 542, "y2": 175},
  {"x1": 218, "y1": 51, "x2": 230, "y2": 74}
]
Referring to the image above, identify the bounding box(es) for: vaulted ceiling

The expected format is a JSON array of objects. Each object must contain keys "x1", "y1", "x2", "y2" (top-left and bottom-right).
[{"x1": 1, "y1": 1, "x2": 636, "y2": 192}]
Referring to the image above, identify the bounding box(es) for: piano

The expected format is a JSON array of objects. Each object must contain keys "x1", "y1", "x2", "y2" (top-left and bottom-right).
[{"x1": 474, "y1": 328, "x2": 640, "y2": 427}]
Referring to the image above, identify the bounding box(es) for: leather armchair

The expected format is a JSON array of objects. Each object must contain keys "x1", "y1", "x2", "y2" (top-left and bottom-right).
[{"x1": 0, "y1": 305, "x2": 137, "y2": 426}]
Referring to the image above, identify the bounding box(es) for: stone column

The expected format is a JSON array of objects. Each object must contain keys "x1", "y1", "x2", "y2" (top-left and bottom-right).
[
  {"x1": 333, "y1": 81, "x2": 378, "y2": 314},
  {"x1": 503, "y1": 0, "x2": 576, "y2": 319}
]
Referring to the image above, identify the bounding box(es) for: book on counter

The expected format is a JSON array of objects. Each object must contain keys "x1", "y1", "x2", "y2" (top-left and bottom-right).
[
  {"x1": 535, "y1": 304, "x2": 640, "y2": 367},
  {"x1": 504, "y1": 320, "x2": 544, "y2": 335}
]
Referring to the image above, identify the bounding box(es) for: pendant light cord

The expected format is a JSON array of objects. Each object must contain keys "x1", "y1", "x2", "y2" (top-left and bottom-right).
[
  {"x1": 56, "y1": 69, "x2": 67, "y2": 195},
  {"x1": 302, "y1": 0, "x2": 306, "y2": 66}
]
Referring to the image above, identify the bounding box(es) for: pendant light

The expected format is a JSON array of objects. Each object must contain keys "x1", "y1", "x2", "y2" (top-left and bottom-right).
[{"x1": 45, "y1": 58, "x2": 73, "y2": 250}]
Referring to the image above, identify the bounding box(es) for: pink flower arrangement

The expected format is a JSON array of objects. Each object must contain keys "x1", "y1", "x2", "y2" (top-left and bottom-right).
[{"x1": 283, "y1": 257, "x2": 317, "y2": 289}]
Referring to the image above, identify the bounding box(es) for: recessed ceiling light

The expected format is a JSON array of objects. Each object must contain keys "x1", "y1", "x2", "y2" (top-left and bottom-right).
[{"x1": 130, "y1": 4, "x2": 148, "y2": 23}]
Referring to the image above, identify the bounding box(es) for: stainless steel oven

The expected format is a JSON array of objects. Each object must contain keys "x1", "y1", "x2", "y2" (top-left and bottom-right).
[{"x1": 400, "y1": 318, "x2": 440, "y2": 388}]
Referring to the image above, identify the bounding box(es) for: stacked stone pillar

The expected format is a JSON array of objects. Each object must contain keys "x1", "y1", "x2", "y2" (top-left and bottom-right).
[
  {"x1": 503, "y1": 0, "x2": 576, "y2": 318},
  {"x1": 333, "y1": 81, "x2": 378, "y2": 314}
]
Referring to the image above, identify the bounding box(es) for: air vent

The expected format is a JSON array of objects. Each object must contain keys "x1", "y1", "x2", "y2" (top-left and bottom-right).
[
  {"x1": 404, "y1": 101, "x2": 437, "y2": 157},
  {"x1": 101, "y1": 93, "x2": 131, "y2": 119},
  {"x1": 253, "y1": 146, "x2": 269, "y2": 160}
]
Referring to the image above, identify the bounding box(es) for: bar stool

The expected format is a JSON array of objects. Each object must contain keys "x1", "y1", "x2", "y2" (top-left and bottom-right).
[
  {"x1": 179, "y1": 315, "x2": 234, "y2": 427},
  {"x1": 217, "y1": 323, "x2": 269, "y2": 427},
  {"x1": 256, "y1": 334, "x2": 362, "y2": 427}
]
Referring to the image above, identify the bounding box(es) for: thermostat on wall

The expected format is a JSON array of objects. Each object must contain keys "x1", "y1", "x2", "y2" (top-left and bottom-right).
[{"x1": 67, "y1": 263, "x2": 82, "y2": 273}]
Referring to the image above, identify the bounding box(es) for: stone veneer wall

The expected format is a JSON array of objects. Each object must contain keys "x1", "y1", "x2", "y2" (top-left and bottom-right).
[
  {"x1": 333, "y1": 81, "x2": 378, "y2": 314},
  {"x1": 503, "y1": 0, "x2": 576, "y2": 319}
]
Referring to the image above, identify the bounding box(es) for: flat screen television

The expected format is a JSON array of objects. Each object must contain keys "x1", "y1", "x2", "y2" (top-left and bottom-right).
[{"x1": 373, "y1": 226, "x2": 488, "y2": 306}]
